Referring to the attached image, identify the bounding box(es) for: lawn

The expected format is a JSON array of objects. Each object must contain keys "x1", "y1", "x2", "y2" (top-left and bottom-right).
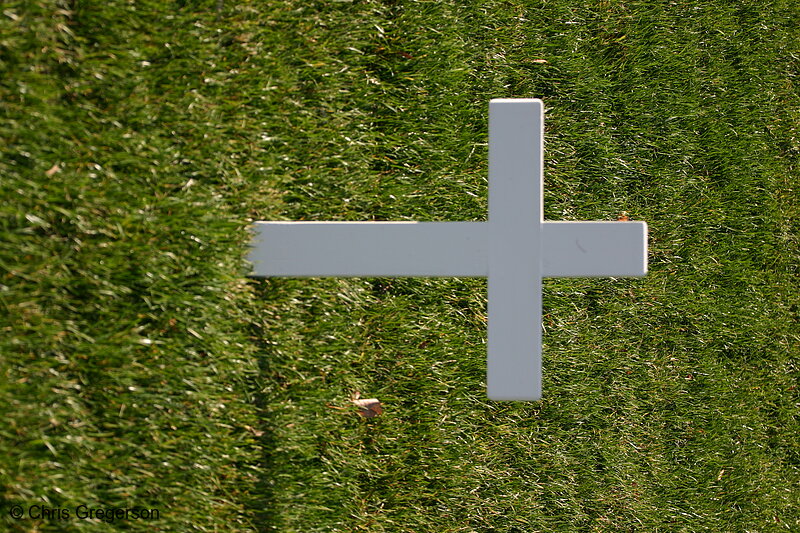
[{"x1": 1, "y1": 0, "x2": 798, "y2": 531}]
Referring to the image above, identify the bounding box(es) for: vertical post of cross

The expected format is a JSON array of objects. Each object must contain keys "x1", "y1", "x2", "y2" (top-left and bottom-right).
[{"x1": 488, "y1": 99, "x2": 544, "y2": 401}]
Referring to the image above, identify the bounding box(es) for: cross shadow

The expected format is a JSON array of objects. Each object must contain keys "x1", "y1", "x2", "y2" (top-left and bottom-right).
[{"x1": 247, "y1": 280, "x2": 285, "y2": 531}]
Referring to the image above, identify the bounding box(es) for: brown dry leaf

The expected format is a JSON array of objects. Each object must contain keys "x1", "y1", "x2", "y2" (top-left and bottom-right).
[
  {"x1": 243, "y1": 425, "x2": 264, "y2": 437},
  {"x1": 617, "y1": 212, "x2": 630, "y2": 221},
  {"x1": 45, "y1": 164, "x2": 61, "y2": 177},
  {"x1": 353, "y1": 398, "x2": 383, "y2": 418}
]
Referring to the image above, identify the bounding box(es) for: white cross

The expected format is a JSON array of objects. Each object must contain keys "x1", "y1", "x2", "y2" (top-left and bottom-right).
[{"x1": 249, "y1": 99, "x2": 647, "y2": 401}]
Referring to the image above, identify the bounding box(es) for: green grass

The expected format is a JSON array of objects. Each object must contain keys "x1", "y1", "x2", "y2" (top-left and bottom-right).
[{"x1": 2, "y1": 0, "x2": 798, "y2": 531}]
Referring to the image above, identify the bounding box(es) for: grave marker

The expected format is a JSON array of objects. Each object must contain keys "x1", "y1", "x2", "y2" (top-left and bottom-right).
[{"x1": 249, "y1": 99, "x2": 648, "y2": 400}]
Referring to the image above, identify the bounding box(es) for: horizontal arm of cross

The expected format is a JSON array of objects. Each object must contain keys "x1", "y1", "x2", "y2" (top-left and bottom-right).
[{"x1": 248, "y1": 220, "x2": 647, "y2": 278}]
